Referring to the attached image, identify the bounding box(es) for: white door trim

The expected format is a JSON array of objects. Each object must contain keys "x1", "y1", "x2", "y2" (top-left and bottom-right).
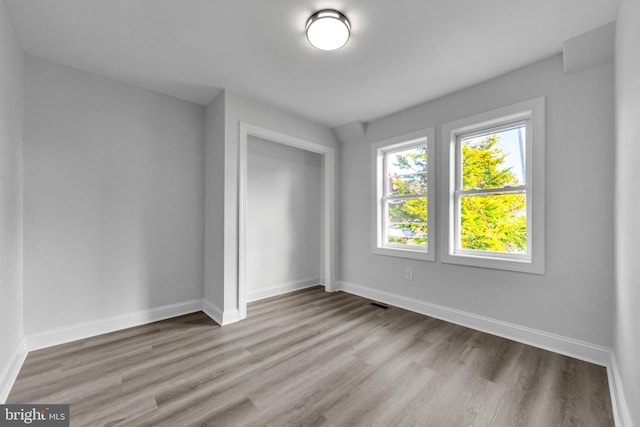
[{"x1": 238, "y1": 122, "x2": 336, "y2": 320}]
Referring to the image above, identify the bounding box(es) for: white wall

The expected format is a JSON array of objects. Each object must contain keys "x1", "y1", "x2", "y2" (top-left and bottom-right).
[
  {"x1": 23, "y1": 56, "x2": 205, "y2": 335},
  {"x1": 203, "y1": 91, "x2": 225, "y2": 311},
  {"x1": 246, "y1": 136, "x2": 321, "y2": 301},
  {"x1": 614, "y1": 0, "x2": 640, "y2": 424},
  {"x1": 0, "y1": 0, "x2": 24, "y2": 399},
  {"x1": 340, "y1": 54, "x2": 615, "y2": 348}
]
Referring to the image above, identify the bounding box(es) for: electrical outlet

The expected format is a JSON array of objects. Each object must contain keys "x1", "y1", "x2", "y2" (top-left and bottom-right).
[{"x1": 405, "y1": 267, "x2": 413, "y2": 281}]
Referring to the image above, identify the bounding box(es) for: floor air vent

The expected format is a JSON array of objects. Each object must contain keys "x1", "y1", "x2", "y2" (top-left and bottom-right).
[{"x1": 369, "y1": 302, "x2": 390, "y2": 310}]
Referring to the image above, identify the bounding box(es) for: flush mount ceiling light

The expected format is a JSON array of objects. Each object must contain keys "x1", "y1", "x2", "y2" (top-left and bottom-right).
[{"x1": 306, "y1": 9, "x2": 351, "y2": 51}]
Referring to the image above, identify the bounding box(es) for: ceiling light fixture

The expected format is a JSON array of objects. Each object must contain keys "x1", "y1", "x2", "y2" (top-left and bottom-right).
[{"x1": 305, "y1": 9, "x2": 351, "y2": 51}]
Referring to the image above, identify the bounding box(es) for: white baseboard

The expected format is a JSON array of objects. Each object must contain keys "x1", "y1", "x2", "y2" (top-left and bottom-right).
[
  {"x1": 247, "y1": 276, "x2": 320, "y2": 302},
  {"x1": 222, "y1": 308, "x2": 239, "y2": 325},
  {"x1": 0, "y1": 337, "x2": 28, "y2": 403},
  {"x1": 202, "y1": 299, "x2": 223, "y2": 325},
  {"x1": 202, "y1": 300, "x2": 239, "y2": 326},
  {"x1": 26, "y1": 300, "x2": 202, "y2": 351},
  {"x1": 335, "y1": 281, "x2": 612, "y2": 366},
  {"x1": 608, "y1": 354, "x2": 633, "y2": 427}
]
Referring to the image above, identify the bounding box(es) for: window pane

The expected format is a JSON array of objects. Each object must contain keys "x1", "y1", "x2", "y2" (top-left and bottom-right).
[
  {"x1": 386, "y1": 198, "x2": 427, "y2": 247},
  {"x1": 387, "y1": 172, "x2": 427, "y2": 196},
  {"x1": 387, "y1": 146, "x2": 428, "y2": 196},
  {"x1": 387, "y1": 223, "x2": 428, "y2": 247},
  {"x1": 460, "y1": 193, "x2": 526, "y2": 253},
  {"x1": 461, "y1": 125, "x2": 525, "y2": 190},
  {"x1": 387, "y1": 198, "x2": 427, "y2": 224}
]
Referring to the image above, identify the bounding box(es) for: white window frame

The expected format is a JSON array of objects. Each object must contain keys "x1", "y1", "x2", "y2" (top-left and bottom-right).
[
  {"x1": 372, "y1": 127, "x2": 435, "y2": 261},
  {"x1": 441, "y1": 97, "x2": 545, "y2": 274}
]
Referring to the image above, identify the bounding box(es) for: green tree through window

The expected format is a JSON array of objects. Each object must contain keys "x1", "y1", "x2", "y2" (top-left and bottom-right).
[
  {"x1": 387, "y1": 133, "x2": 527, "y2": 253},
  {"x1": 459, "y1": 133, "x2": 527, "y2": 253},
  {"x1": 386, "y1": 146, "x2": 427, "y2": 247},
  {"x1": 442, "y1": 98, "x2": 544, "y2": 272}
]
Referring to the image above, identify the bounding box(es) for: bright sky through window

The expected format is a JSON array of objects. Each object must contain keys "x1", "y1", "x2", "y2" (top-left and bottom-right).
[{"x1": 461, "y1": 125, "x2": 526, "y2": 188}]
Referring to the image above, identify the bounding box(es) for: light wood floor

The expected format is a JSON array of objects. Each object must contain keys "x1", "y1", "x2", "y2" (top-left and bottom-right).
[{"x1": 9, "y1": 286, "x2": 614, "y2": 426}]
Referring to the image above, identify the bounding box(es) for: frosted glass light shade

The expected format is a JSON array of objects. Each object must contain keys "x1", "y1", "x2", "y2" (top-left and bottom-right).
[{"x1": 306, "y1": 10, "x2": 350, "y2": 51}]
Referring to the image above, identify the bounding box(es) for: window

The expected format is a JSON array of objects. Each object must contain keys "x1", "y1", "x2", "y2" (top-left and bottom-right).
[
  {"x1": 372, "y1": 128, "x2": 435, "y2": 261},
  {"x1": 441, "y1": 98, "x2": 545, "y2": 273}
]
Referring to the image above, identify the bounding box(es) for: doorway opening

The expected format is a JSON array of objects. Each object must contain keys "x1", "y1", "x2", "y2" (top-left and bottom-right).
[{"x1": 238, "y1": 123, "x2": 336, "y2": 320}]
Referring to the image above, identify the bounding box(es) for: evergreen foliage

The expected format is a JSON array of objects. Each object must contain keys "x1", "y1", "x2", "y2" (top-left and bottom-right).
[{"x1": 387, "y1": 134, "x2": 526, "y2": 253}]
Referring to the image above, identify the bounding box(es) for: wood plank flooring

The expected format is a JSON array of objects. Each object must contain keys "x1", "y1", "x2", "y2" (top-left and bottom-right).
[{"x1": 8, "y1": 286, "x2": 614, "y2": 426}]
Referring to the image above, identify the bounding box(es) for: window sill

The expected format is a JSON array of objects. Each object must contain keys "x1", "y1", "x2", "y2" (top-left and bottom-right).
[
  {"x1": 441, "y1": 252, "x2": 544, "y2": 274},
  {"x1": 373, "y1": 246, "x2": 435, "y2": 261}
]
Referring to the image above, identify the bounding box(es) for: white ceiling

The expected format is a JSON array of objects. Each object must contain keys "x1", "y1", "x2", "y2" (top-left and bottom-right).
[{"x1": 4, "y1": 0, "x2": 618, "y2": 127}]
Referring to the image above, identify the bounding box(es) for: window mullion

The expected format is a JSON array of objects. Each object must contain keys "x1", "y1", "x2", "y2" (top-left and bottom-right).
[
  {"x1": 455, "y1": 185, "x2": 527, "y2": 197},
  {"x1": 383, "y1": 194, "x2": 428, "y2": 201}
]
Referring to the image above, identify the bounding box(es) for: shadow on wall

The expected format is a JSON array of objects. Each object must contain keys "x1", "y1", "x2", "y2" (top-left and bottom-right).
[
  {"x1": 246, "y1": 136, "x2": 322, "y2": 300},
  {"x1": 286, "y1": 147, "x2": 322, "y2": 285}
]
